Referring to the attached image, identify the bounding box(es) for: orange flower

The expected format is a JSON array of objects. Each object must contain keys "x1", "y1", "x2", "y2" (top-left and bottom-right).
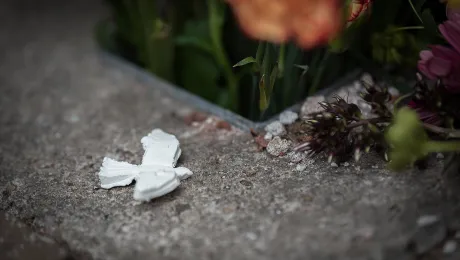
[
  {"x1": 226, "y1": 0, "x2": 343, "y2": 49},
  {"x1": 348, "y1": 0, "x2": 372, "y2": 22}
]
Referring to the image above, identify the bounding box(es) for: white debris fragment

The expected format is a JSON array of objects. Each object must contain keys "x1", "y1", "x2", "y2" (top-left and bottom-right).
[
  {"x1": 388, "y1": 87, "x2": 400, "y2": 97},
  {"x1": 296, "y1": 163, "x2": 307, "y2": 172},
  {"x1": 264, "y1": 132, "x2": 273, "y2": 141},
  {"x1": 443, "y1": 240, "x2": 457, "y2": 254},
  {"x1": 264, "y1": 121, "x2": 286, "y2": 136},
  {"x1": 417, "y1": 215, "x2": 440, "y2": 227},
  {"x1": 361, "y1": 73, "x2": 374, "y2": 85},
  {"x1": 331, "y1": 162, "x2": 339, "y2": 168},
  {"x1": 98, "y1": 129, "x2": 193, "y2": 201},
  {"x1": 279, "y1": 111, "x2": 299, "y2": 125},
  {"x1": 266, "y1": 137, "x2": 291, "y2": 156}
]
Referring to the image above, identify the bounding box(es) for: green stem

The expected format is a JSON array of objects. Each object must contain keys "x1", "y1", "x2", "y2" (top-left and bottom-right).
[
  {"x1": 214, "y1": 42, "x2": 239, "y2": 110},
  {"x1": 423, "y1": 123, "x2": 460, "y2": 138},
  {"x1": 392, "y1": 92, "x2": 414, "y2": 110},
  {"x1": 207, "y1": 0, "x2": 239, "y2": 111},
  {"x1": 255, "y1": 41, "x2": 265, "y2": 67},
  {"x1": 424, "y1": 141, "x2": 460, "y2": 153},
  {"x1": 308, "y1": 50, "x2": 330, "y2": 96},
  {"x1": 278, "y1": 44, "x2": 285, "y2": 78},
  {"x1": 407, "y1": 0, "x2": 423, "y2": 24},
  {"x1": 390, "y1": 26, "x2": 424, "y2": 32}
]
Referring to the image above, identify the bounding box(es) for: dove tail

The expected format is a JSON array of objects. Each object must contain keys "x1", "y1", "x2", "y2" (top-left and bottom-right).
[{"x1": 98, "y1": 158, "x2": 140, "y2": 189}]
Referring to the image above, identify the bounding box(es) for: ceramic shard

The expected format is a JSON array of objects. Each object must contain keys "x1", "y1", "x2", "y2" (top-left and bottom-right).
[
  {"x1": 174, "y1": 167, "x2": 193, "y2": 180},
  {"x1": 98, "y1": 158, "x2": 140, "y2": 189},
  {"x1": 97, "y1": 129, "x2": 193, "y2": 201},
  {"x1": 133, "y1": 169, "x2": 180, "y2": 201},
  {"x1": 141, "y1": 129, "x2": 181, "y2": 167}
]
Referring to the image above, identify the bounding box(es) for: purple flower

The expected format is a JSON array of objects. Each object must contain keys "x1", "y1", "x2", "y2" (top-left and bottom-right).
[
  {"x1": 417, "y1": 10, "x2": 460, "y2": 93},
  {"x1": 407, "y1": 100, "x2": 442, "y2": 126}
]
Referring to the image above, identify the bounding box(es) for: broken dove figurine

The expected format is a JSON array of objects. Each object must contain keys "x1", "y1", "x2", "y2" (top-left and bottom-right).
[{"x1": 98, "y1": 129, "x2": 193, "y2": 201}]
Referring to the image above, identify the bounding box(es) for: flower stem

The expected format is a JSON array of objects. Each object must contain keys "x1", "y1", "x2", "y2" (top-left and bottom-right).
[
  {"x1": 390, "y1": 26, "x2": 424, "y2": 32},
  {"x1": 392, "y1": 92, "x2": 413, "y2": 109},
  {"x1": 346, "y1": 117, "x2": 391, "y2": 129},
  {"x1": 407, "y1": 0, "x2": 423, "y2": 24},
  {"x1": 424, "y1": 140, "x2": 460, "y2": 153},
  {"x1": 278, "y1": 44, "x2": 285, "y2": 78},
  {"x1": 208, "y1": 0, "x2": 239, "y2": 111},
  {"x1": 423, "y1": 123, "x2": 460, "y2": 138}
]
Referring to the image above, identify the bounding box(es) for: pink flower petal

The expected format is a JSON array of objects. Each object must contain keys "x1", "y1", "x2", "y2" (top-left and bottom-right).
[
  {"x1": 443, "y1": 79, "x2": 460, "y2": 93},
  {"x1": 426, "y1": 56, "x2": 452, "y2": 77},
  {"x1": 430, "y1": 45, "x2": 460, "y2": 61},
  {"x1": 419, "y1": 50, "x2": 433, "y2": 60},
  {"x1": 417, "y1": 63, "x2": 436, "y2": 79},
  {"x1": 447, "y1": 7, "x2": 460, "y2": 22},
  {"x1": 439, "y1": 21, "x2": 460, "y2": 54}
]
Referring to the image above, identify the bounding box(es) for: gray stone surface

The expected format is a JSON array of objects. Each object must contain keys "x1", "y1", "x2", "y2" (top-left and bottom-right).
[
  {"x1": 1, "y1": 0, "x2": 460, "y2": 260},
  {"x1": 0, "y1": 213, "x2": 73, "y2": 260}
]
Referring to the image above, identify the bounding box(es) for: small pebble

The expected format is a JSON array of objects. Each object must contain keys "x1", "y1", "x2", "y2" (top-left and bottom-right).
[
  {"x1": 245, "y1": 232, "x2": 258, "y2": 241},
  {"x1": 279, "y1": 111, "x2": 299, "y2": 125},
  {"x1": 296, "y1": 164, "x2": 307, "y2": 171},
  {"x1": 264, "y1": 132, "x2": 273, "y2": 141},
  {"x1": 331, "y1": 162, "x2": 339, "y2": 167},
  {"x1": 361, "y1": 73, "x2": 374, "y2": 85},
  {"x1": 436, "y1": 153, "x2": 445, "y2": 159},
  {"x1": 417, "y1": 215, "x2": 440, "y2": 227},
  {"x1": 388, "y1": 87, "x2": 400, "y2": 97},
  {"x1": 372, "y1": 165, "x2": 379, "y2": 169},
  {"x1": 343, "y1": 162, "x2": 350, "y2": 167},
  {"x1": 443, "y1": 240, "x2": 457, "y2": 254},
  {"x1": 266, "y1": 137, "x2": 291, "y2": 157},
  {"x1": 287, "y1": 151, "x2": 304, "y2": 163},
  {"x1": 264, "y1": 121, "x2": 286, "y2": 136},
  {"x1": 353, "y1": 81, "x2": 363, "y2": 90}
]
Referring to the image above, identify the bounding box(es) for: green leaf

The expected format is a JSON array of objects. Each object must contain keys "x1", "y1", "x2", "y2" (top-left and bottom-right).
[
  {"x1": 233, "y1": 57, "x2": 256, "y2": 67},
  {"x1": 294, "y1": 64, "x2": 309, "y2": 77},
  {"x1": 175, "y1": 20, "x2": 213, "y2": 54},
  {"x1": 258, "y1": 75, "x2": 269, "y2": 111},
  {"x1": 421, "y1": 9, "x2": 439, "y2": 36},
  {"x1": 407, "y1": 0, "x2": 425, "y2": 24},
  {"x1": 268, "y1": 66, "x2": 278, "y2": 98},
  {"x1": 208, "y1": 0, "x2": 225, "y2": 46},
  {"x1": 255, "y1": 42, "x2": 266, "y2": 66},
  {"x1": 175, "y1": 48, "x2": 220, "y2": 103},
  {"x1": 175, "y1": 36, "x2": 213, "y2": 53}
]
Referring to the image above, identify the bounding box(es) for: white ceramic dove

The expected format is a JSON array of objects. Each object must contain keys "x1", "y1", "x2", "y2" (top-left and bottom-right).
[{"x1": 97, "y1": 129, "x2": 193, "y2": 201}]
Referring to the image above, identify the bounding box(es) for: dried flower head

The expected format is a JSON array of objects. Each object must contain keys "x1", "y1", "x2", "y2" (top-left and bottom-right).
[
  {"x1": 360, "y1": 79, "x2": 393, "y2": 118},
  {"x1": 296, "y1": 94, "x2": 389, "y2": 163}
]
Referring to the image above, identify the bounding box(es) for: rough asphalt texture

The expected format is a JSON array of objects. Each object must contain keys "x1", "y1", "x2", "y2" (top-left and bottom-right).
[{"x1": 1, "y1": 0, "x2": 460, "y2": 259}]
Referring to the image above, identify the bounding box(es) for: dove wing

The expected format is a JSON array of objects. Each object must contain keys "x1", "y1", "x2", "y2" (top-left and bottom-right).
[
  {"x1": 140, "y1": 129, "x2": 181, "y2": 167},
  {"x1": 133, "y1": 169, "x2": 180, "y2": 201}
]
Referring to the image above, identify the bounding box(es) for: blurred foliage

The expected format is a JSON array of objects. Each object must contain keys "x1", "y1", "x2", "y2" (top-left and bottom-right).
[{"x1": 96, "y1": 0, "x2": 447, "y2": 121}]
